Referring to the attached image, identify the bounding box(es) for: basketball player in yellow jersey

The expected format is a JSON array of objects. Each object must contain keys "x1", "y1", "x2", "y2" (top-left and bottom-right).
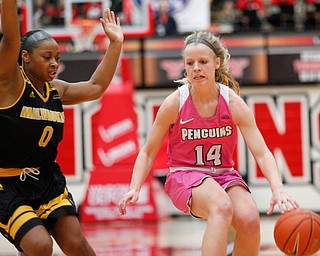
[{"x1": 0, "y1": 0, "x2": 123, "y2": 255}]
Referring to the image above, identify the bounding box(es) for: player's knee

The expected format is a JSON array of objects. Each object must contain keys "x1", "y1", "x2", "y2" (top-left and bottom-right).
[
  {"x1": 35, "y1": 240, "x2": 53, "y2": 256},
  {"x1": 21, "y1": 236, "x2": 53, "y2": 256},
  {"x1": 238, "y1": 208, "x2": 260, "y2": 234},
  {"x1": 245, "y1": 213, "x2": 260, "y2": 232},
  {"x1": 62, "y1": 236, "x2": 94, "y2": 256},
  {"x1": 208, "y1": 196, "x2": 233, "y2": 221}
]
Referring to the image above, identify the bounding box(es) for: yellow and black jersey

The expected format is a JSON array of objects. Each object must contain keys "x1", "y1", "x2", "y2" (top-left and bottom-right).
[{"x1": 0, "y1": 67, "x2": 64, "y2": 168}]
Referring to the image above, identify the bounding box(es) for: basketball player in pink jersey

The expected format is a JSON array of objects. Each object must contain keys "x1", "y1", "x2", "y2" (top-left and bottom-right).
[{"x1": 118, "y1": 31, "x2": 299, "y2": 256}]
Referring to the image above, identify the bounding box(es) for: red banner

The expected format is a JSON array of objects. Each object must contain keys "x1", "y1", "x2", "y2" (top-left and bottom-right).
[
  {"x1": 79, "y1": 167, "x2": 159, "y2": 222},
  {"x1": 80, "y1": 58, "x2": 162, "y2": 222}
]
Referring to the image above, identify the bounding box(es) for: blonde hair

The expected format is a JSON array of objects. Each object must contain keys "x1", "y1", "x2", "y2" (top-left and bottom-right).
[{"x1": 175, "y1": 31, "x2": 240, "y2": 95}]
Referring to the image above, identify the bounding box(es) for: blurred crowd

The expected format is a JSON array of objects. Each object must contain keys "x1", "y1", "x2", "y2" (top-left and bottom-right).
[
  {"x1": 21, "y1": 0, "x2": 124, "y2": 29},
  {"x1": 2, "y1": 0, "x2": 320, "y2": 36},
  {"x1": 153, "y1": 0, "x2": 320, "y2": 35},
  {"x1": 211, "y1": 0, "x2": 320, "y2": 33}
]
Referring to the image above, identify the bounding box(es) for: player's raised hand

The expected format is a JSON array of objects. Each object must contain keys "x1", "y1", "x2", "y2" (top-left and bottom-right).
[{"x1": 100, "y1": 8, "x2": 124, "y2": 44}]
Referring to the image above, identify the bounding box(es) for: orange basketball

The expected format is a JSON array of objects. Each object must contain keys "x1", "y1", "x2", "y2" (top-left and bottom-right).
[{"x1": 274, "y1": 208, "x2": 320, "y2": 256}]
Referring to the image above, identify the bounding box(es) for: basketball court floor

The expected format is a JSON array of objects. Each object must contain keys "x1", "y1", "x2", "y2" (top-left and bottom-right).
[{"x1": 1, "y1": 214, "x2": 318, "y2": 256}]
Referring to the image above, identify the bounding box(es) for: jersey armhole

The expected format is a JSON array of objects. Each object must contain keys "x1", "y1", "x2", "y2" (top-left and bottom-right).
[
  {"x1": 218, "y1": 83, "x2": 229, "y2": 105},
  {"x1": 178, "y1": 84, "x2": 190, "y2": 111}
]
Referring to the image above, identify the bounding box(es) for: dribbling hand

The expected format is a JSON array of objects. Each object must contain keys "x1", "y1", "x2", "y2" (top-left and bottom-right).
[
  {"x1": 267, "y1": 187, "x2": 299, "y2": 215},
  {"x1": 118, "y1": 189, "x2": 139, "y2": 216}
]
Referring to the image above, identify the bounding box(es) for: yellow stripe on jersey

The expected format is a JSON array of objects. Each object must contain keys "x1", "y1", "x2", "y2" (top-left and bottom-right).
[
  {"x1": 0, "y1": 189, "x2": 72, "y2": 239},
  {"x1": 0, "y1": 167, "x2": 40, "y2": 177},
  {"x1": 35, "y1": 188, "x2": 72, "y2": 219},
  {"x1": 0, "y1": 205, "x2": 38, "y2": 239}
]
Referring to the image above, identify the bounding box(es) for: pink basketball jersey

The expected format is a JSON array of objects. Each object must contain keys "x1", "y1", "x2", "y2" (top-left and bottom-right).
[{"x1": 167, "y1": 83, "x2": 237, "y2": 168}]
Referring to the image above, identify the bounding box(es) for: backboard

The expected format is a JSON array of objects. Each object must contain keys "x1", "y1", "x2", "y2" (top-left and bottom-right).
[{"x1": 23, "y1": 0, "x2": 154, "y2": 41}]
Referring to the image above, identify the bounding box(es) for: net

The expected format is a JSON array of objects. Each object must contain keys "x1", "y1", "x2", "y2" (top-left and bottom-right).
[{"x1": 70, "y1": 18, "x2": 100, "y2": 52}]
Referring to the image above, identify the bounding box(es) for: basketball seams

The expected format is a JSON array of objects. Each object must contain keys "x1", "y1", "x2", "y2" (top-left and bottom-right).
[
  {"x1": 299, "y1": 213, "x2": 313, "y2": 256},
  {"x1": 274, "y1": 213, "x2": 309, "y2": 234},
  {"x1": 282, "y1": 218, "x2": 310, "y2": 253},
  {"x1": 274, "y1": 211, "x2": 310, "y2": 232},
  {"x1": 274, "y1": 209, "x2": 320, "y2": 256},
  {"x1": 310, "y1": 214, "x2": 320, "y2": 253}
]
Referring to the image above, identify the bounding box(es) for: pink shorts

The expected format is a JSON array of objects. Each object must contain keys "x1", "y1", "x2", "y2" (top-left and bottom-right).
[{"x1": 164, "y1": 169, "x2": 250, "y2": 215}]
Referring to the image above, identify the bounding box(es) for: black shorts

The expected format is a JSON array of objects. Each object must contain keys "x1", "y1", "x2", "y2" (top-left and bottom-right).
[{"x1": 0, "y1": 162, "x2": 77, "y2": 251}]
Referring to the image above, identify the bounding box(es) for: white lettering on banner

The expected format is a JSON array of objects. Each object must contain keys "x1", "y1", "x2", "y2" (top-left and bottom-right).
[
  {"x1": 299, "y1": 71, "x2": 320, "y2": 82},
  {"x1": 293, "y1": 50, "x2": 320, "y2": 82},
  {"x1": 311, "y1": 97, "x2": 320, "y2": 153},
  {"x1": 87, "y1": 183, "x2": 150, "y2": 206},
  {"x1": 246, "y1": 95, "x2": 311, "y2": 185},
  {"x1": 85, "y1": 183, "x2": 153, "y2": 220},
  {"x1": 88, "y1": 184, "x2": 127, "y2": 205},
  {"x1": 98, "y1": 118, "x2": 135, "y2": 143},
  {"x1": 97, "y1": 140, "x2": 137, "y2": 167},
  {"x1": 313, "y1": 163, "x2": 320, "y2": 188},
  {"x1": 84, "y1": 205, "x2": 154, "y2": 220},
  {"x1": 300, "y1": 50, "x2": 320, "y2": 61}
]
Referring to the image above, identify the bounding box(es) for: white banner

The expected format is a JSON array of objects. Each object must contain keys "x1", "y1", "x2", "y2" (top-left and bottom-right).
[{"x1": 152, "y1": 0, "x2": 211, "y2": 33}]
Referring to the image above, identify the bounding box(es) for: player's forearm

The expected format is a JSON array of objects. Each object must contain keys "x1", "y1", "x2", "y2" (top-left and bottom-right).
[
  {"x1": 129, "y1": 151, "x2": 154, "y2": 192},
  {"x1": 90, "y1": 40, "x2": 123, "y2": 93},
  {"x1": 258, "y1": 151, "x2": 284, "y2": 191},
  {"x1": 1, "y1": 0, "x2": 20, "y2": 40}
]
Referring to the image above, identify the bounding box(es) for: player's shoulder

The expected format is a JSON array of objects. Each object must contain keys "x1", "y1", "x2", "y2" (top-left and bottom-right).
[{"x1": 229, "y1": 88, "x2": 251, "y2": 112}]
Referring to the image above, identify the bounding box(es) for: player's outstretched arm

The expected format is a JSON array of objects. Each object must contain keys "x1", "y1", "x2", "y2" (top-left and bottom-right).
[{"x1": 0, "y1": 0, "x2": 21, "y2": 81}]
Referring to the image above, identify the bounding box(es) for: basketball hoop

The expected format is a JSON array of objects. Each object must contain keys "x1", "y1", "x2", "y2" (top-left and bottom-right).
[{"x1": 69, "y1": 19, "x2": 101, "y2": 52}]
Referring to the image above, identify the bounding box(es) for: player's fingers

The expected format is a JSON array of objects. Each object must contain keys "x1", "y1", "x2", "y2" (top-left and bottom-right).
[
  {"x1": 267, "y1": 203, "x2": 275, "y2": 215},
  {"x1": 118, "y1": 203, "x2": 127, "y2": 215},
  {"x1": 102, "y1": 8, "x2": 111, "y2": 23},
  {"x1": 118, "y1": 198, "x2": 129, "y2": 215},
  {"x1": 290, "y1": 198, "x2": 299, "y2": 209},
  {"x1": 287, "y1": 200, "x2": 299, "y2": 211},
  {"x1": 280, "y1": 196, "x2": 297, "y2": 212},
  {"x1": 104, "y1": 8, "x2": 116, "y2": 23},
  {"x1": 110, "y1": 10, "x2": 116, "y2": 23},
  {"x1": 283, "y1": 201, "x2": 293, "y2": 211},
  {"x1": 278, "y1": 201, "x2": 285, "y2": 214}
]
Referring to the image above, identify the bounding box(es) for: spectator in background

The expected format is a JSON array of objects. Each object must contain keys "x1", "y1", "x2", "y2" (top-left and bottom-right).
[
  {"x1": 85, "y1": 2, "x2": 102, "y2": 20},
  {"x1": 110, "y1": 0, "x2": 132, "y2": 25},
  {"x1": 33, "y1": 0, "x2": 46, "y2": 28},
  {"x1": 304, "y1": 0, "x2": 320, "y2": 29},
  {"x1": 215, "y1": 0, "x2": 238, "y2": 33},
  {"x1": 235, "y1": 0, "x2": 266, "y2": 31},
  {"x1": 269, "y1": 0, "x2": 296, "y2": 29},
  {"x1": 0, "y1": 0, "x2": 25, "y2": 37},
  {"x1": 154, "y1": 0, "x2": 178, "y2": 36},
  {"x1": 33, "y1": 0, "x2": 63, "y2": 28},
  {"x1": 110, "y1": 0, "x2": 123, "y2": 14}
]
